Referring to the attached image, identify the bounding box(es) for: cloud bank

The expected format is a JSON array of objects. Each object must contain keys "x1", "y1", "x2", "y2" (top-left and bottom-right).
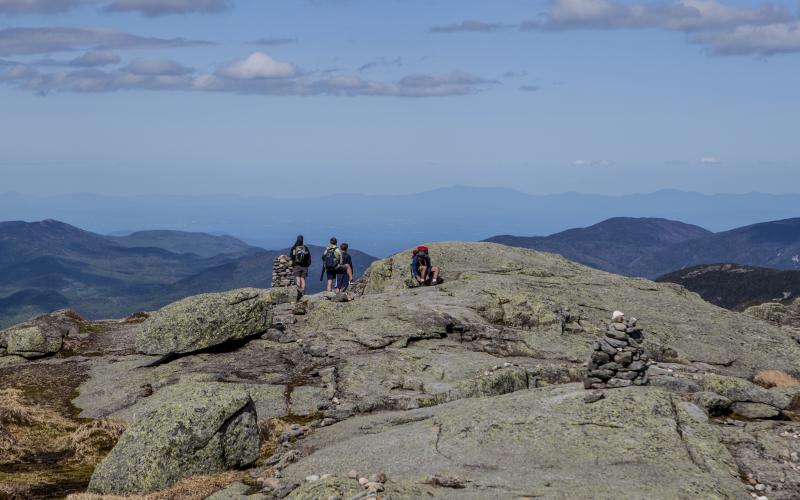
[
  {"x1": 434, "y1": 1, "x2": 800, "y2": 56},
  {"x1": 0, "y1": 0, "x2": 231, "y2": 16},
  {"x1": 0, "y1": 51, "x2": 498, "y2": 98}
]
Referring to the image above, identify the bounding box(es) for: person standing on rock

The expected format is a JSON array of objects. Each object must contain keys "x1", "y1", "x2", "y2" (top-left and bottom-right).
[
  {"x1": 336, "y1": 243, "x2": 354, "y2": 293},
  {"x1": 321, "y1": 237, "x2": 343, "y2": 292},
  {"x1": 289, "y1": 235, "x2": 311, "y2": 296}
]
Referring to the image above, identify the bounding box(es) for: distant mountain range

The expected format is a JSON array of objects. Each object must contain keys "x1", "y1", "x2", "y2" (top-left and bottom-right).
[
  {"x1": 487, "y1": 217, "x2": 800, "y2": 278},
  {"x1": 486, "y1": 218, "x2": 711, "y2": 276},
  {"x1": 0, "y1": 220, "x2": 375, "y2": 328},
  {"x1": 109, "y1": 230, "x2": 260, "y2": 258},
  {"x1": 2, "y1": 188, "x2": 800, "y2": 256},
  {"x1": 655, "y1": 264, "x2": 800, "y2": 311}
]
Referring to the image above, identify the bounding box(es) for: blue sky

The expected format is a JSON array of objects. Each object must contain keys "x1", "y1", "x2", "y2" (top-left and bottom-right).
[{"x1": 1, "y1": 0, "x2": 799, "y2": 196}]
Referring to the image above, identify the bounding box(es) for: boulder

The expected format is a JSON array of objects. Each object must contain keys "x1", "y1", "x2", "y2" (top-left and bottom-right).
[
  {"x1": 0, "y1": 309, "x2": 81, "y2": 358},
  {"x1": 136, "y1": 288, "x2": 293, "y2": 356},
  {"x1": 701, "y1": 374, "x2": 790, "y2": 411},
  {"x1": 744, "y1": 298, "x2": 800, "y2": 328},
  {"x1": 207, "y1": 482, "x2": 268, "y2": 500},
  {"x1": 88, "y1": 383, "x2": 260, "y2": 495},
  {"x1": 730, "y1": 402, "x2": 781, "y2": 419}
]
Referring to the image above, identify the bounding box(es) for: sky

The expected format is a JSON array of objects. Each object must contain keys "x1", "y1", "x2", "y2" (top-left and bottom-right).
[{"x1": 0, "y1": 0, "x2": 799, "y2": 196}]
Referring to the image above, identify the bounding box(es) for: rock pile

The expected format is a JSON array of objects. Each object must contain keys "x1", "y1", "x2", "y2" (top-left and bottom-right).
[
  {"x1": 584, "y1": 318, "x2": 649, "y2": 390},
  {"x1": 272, "y1": 255, "x2": 294, "y2": 288}
]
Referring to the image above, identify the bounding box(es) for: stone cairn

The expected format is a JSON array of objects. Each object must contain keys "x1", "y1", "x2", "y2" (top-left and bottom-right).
[
  {"x1": 272, "y1": 255, "x2": 294, "y2": 288},
  {"x1": 584, "y1": 317, "x2": 649, "y2": 390}
]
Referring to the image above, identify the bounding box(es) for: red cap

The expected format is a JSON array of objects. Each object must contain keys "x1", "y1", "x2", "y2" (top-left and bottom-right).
[{"x1": 417, "y1": 246, "x2": 429, "y2": 252}]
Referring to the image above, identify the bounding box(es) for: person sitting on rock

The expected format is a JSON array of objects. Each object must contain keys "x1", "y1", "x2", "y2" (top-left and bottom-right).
[
  {"x1": 289, "y1": 235, "x2": 311, "y2": 296},
  {"x1": 321, "y1": 237, "x2": 343, "y2": 292},
  {"x1": 335, "y1": 243, "x2": 354, "y2": 293},
  {"x1": 411, "y1": 246, "x2": 442, "y2": 286}
]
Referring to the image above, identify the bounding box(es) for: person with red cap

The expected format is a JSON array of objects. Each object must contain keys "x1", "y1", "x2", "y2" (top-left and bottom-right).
[{"x1": 410, "y1": 245, "x2": 441, "y2": 286}]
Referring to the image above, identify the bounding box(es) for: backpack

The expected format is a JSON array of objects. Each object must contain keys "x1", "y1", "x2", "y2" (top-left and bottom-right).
[
  {"x1": 294, "y1": 245, "x2": 310, "y2": 267},
  {"x1": 323, "y1": 248, "x2": 339, "y2": 272}
]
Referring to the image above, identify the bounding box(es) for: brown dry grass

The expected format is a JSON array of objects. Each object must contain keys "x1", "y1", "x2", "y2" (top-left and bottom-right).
[
  {"x1": 0, "y1": 388, "x2": 77, "y2": 464},
  {"x1": 60, "y1": 418, "x2": 127, "y2": 465},
  {"x1": 66, "y1": 471, "x2": 245, "y2": 500},
  {"x1": 0, "y1": 483, "x2": 33, "y2": 500},
  {"x1": 0, "y1": 388, "x2": 126, "y2": 467},
  {"x1": 258, "y1": 417, "x2": 294, "y2": 460},
  {"x1": 754, "y1": 370, "x2": 800, "y2": 389}
]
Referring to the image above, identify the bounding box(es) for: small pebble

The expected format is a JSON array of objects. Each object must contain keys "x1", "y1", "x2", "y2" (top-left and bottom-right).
[
  {"x1": 358, "y1": 477, "x2": 369, "y2": 486},
  {"x1": 755, "y1": 484, "x2": 766, "y2": 492},
  {"x1": 348, "y1": 469, "x2": 359, "y2": 479}
]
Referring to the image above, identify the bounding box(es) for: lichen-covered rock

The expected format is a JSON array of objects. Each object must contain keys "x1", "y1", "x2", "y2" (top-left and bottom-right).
[
  {"x1": 744, "y1": 298, "x2": 800, "y2": 328},
  {"x1": 731, "y1": 402, "x2": 782, "y2": 419},
  {"x1": 88, "y1": 383, "x2": 260, "y2": 495},
  {"x1": 282, "y1": 385, "x2": 746, "y2": 498},
  {"x1": 207, "y1": 482, "x2": 268, "y2": 500},
  {"x1": 0, "y1": 309, "x2": 81, "y2": 358},
  {"x1": 136, "y1": 288, "x2": 293, "y2": 355},
  {"x1": 700, "y1": 374, "x2": 791, "y2": 411},
  {"x1": 358, "y1": 243, "x2": 800, "y2": 378}
]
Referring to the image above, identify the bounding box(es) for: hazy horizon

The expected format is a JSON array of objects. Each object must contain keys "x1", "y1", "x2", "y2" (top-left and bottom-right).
[{"x1": 4, "y1": 185, "x2": 800, "y2": 199}]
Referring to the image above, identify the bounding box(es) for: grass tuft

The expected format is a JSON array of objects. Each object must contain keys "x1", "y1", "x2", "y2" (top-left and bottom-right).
[{"x1": 754, "y1": 370, "x2": 800, "y2": 389}]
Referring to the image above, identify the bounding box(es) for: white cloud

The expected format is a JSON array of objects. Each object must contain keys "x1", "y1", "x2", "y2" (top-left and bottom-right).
[
  {"x1": 216, "y1": 52, "x2": 298, "y2": 80},
  {"x1": 430, "y1": 20, "x2": 514, "y2": 33},
  {"x1": 0, "y1": 27, "x2": 210, "y2": 56},
  {"x1": 543, "y1": 0, "x2": 792, "y2": 32},
  {"x1": 693, "y1": 22, "x2": 800, "y2": 56},
  {"x1": 519, "y1": 0, "x2": 800, "y2": 56},
  {"x1": 573, "y1": 159, "x2": 613, "y2": 166},
  {"x1": 0, "y1": 0, "x2": 96, "y2": 15},
  {"x1": 700, "y1": 156, "x2": 721, "y2": 164},
  {"x1": 69, "y1": 50, "x2": 120, "y2": 67},
  {"x1": 104, "y1": 0, "x2": 230, "y2": 17}
]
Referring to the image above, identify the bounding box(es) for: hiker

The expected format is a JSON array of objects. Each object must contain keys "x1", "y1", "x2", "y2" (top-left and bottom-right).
[
  {"x1": 411, "y1": 246, "x2": 441, "y2": 286},
  {"x1": 289, "y1": 235, "x2": 311, "y2": 295},
  {"x1": 321, "y1": 237, "x2": 343, "y2": 292},
  {"x1": 336, "y1": 243, "x2": 354, "y2": 292}
]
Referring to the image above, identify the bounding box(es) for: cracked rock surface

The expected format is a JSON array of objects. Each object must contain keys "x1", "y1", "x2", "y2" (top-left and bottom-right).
[{"x1": 3, "y1": 242, "x2": 800, "y2": 498}]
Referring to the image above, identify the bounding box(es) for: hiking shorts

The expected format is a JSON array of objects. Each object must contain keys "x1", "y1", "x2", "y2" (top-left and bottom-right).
[
  {"x1": 292, "y1": 266, "x2": 309, "y2": 278},
  {"x1": 336, "y1": 272, "x2": 350, "y2": 291},
  {"x1": 326, "y1": 270, "x2": 338, "y2": 281}
]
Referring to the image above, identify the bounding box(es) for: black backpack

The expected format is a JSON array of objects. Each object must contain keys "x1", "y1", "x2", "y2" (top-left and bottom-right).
[
  {"x1": 294, "y1": 245, "x2": 310, "y2": 266},
  {"x1": 323, "y1": 248, "x2": 338, "y2": 271}
]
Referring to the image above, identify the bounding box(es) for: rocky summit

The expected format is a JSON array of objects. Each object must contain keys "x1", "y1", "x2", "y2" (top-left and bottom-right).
[{"x1": 2, "y1": 242, "x2": 800, "y2": 499}]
